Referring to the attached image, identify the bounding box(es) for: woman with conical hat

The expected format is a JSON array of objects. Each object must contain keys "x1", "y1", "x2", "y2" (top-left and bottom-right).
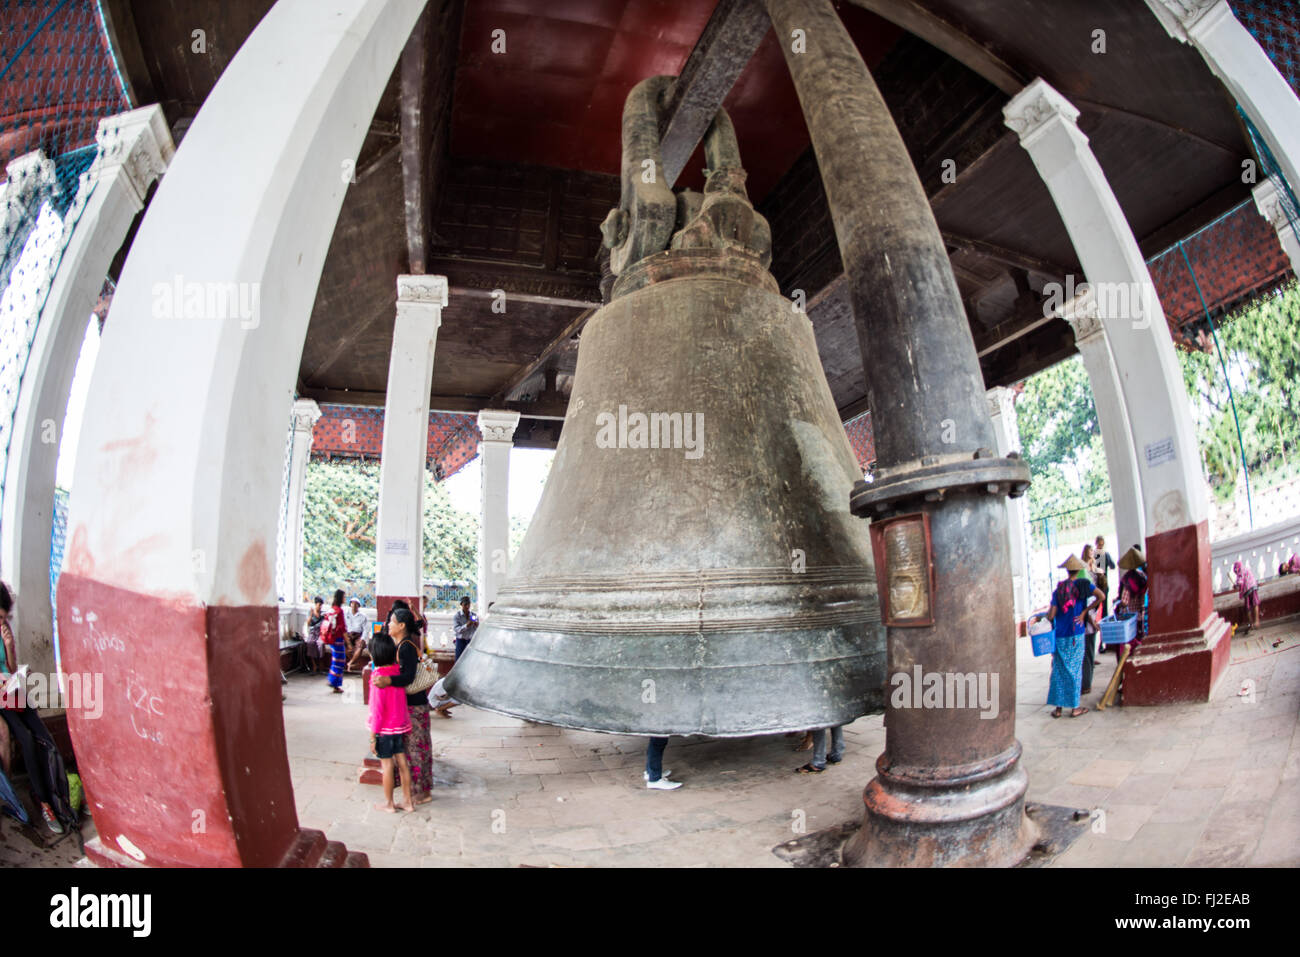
[
  {"x1": 1113, "y1": 545, "x2": 1146, "y2": 643},
  {"x1": 1031, "y1": 554, "x2": 1102, "y2": 718}
]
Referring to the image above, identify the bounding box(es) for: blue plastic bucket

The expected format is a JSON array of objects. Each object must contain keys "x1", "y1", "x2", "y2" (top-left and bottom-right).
[{"x1": 1029, "y1": 621, "x2": 1055, "y2": 657}]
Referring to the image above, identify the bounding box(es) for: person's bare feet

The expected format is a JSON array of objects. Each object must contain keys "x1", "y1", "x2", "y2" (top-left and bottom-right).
[
  {"x1": 374, "y1": 802, "x2": 397, "y2": 813},
  {"x1": 398, "y1": 800, "x2": 415, "y2": 812},
  {"x1": 414, "y1": 794, "x2": 433, "y2": 805},
  {"x1": 794, "y1": 731, "x2": 814, "y2": 752}
]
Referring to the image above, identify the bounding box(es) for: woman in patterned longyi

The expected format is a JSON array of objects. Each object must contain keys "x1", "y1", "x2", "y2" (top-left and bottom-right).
[
  {"x1": 1032, "y1": 554, "x2": 1102, "y2": 718},
  {"x1": 372, "y1": 606, "x2": 434, "y2": 805},
  {"x1": 323, "y1": 590, "x2": 347, "y2": 694}
]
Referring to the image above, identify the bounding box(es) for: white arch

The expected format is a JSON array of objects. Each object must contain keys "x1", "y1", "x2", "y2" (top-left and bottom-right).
[
  {"x1": 58, "y1": 0, "x2": 427, "y2": 868},
  {"x1": 66, "y1": 0, "x2": 425, "y2": 605},
  {"x1": 0, "y1": 106, "x2": 172, "y2": 681}
]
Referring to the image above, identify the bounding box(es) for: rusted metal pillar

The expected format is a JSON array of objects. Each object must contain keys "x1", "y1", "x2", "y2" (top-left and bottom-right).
[{"x1": 764, "y1": 0, "x2": 1035, "y2": 866}]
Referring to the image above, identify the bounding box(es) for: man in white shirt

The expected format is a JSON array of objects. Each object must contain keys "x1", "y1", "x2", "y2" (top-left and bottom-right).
[{"x1": 344, "y1": 597, "x2": 368, "y2": 672}]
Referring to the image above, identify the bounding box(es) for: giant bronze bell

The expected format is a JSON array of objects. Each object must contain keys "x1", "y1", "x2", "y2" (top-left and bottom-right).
[{"x1": 444, "y1": 76, "x2": 886, "y2": 735}]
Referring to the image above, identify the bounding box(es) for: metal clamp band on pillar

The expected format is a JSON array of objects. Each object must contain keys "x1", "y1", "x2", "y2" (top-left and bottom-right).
[
  {"x1": 765, "y1": 0, "x2": 1037, "y2": 867},
  {"x1": 852, "y1": 449, "x2": 1030, "y2": 518}
]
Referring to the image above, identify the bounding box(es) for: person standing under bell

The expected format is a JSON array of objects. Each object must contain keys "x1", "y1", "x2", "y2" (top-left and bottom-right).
[
  {"x1": 645, "y1": 737, "x2": 681, "y2": 790},
  {"x1": 453, "y1": 596, "x2": 478, "y2": 662},
  {"x1": 795, "y1": 724, "x2": 845, "y2": 774}
]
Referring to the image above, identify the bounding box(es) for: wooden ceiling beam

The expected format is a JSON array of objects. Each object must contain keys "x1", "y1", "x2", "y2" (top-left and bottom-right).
[
  {"x1": 1138, "y1": 183, "x2": 1252, "y2": 261},
  {"x1": 659, "y1": 0, "x2": 771, "y2": 187},
  {"x1": 837, "y1": 395, "x2": 872, "y2": 423},
  {"x1": 489, "y1": 307, "x2": 597, "y2": 405},
  {"x1": 431, "y1": 259, "x2": 601, "y2": 308},
  {"x1": 399, "y1": 4, "x2": 433, "y2": 274},
  {"x1": 300, "y1": 387, "x2": 568, "y2": 421},
  {"x1": 398, "y1": 0, "x2": 465, "y2": 275},
  {"x1": 450, "y1": 285, "x2": 598, "y2": 310},
  {"x1": 99, "y1": 0, "x2": 156, "y2": 109},
  {"x1": 942, "y1": 232, "x2": 1071, "y2": 281},
  {"x1": 843, "y1": 0, "x2": 1027, "y2": 96}
]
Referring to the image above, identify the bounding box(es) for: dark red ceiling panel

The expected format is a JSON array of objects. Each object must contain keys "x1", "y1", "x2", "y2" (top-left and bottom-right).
[{"x1": 450, "y1": 0, "x2": 903, "y2": 203}]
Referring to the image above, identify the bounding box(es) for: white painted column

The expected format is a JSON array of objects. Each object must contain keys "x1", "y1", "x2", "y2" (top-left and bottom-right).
[
  {"x1": 1060, "y1": 290, "x2": 1147, "y2": 553},
  {"x1": 477, "y1": 409, "x2": 520, "y2": 608},
  {"x1": 0, "y1": 149, "x2": 58, "y2": 292},
  {"x1": 0, "y1": 107, "x2": 173, "y2": 681},
  {"x1": 375, "y1": 275, "x2": 446, "y2": 607},
  {"x1": 1005, "y1": 78, "x2": 1229, "y2": 703},
  {"x1": 1004, "y1": 79, "x2": 1206, "y2": 542},
  {"x1": 284, "y1": 398, "x2": 321, "y2": 604},
  {"x1": 1253, "y1": 175, "x2": 1300, "y2": 275},
  {"x1": 1145, "y1": 0, "x2": 1300, "y2": 196},
  {"x1": 56, "y1": 0, "x2": 429, "y2": 868},
  {"x1": 986, "y1": 386, "x2": 1030, "y2": 621}
]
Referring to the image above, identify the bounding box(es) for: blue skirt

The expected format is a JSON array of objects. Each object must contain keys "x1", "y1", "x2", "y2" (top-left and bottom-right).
[
  {"x1": 327, "y1": 642, "x2": 345, "y2": 688},
  {"x1": 1047, "y1": 631, "x2": 1084, "y2": 709}
]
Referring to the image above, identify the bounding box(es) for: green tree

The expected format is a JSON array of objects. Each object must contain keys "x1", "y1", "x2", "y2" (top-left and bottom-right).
[
  {"x1": 1014, "y1": 355, "x2": 1111, "y2": 520},
  {"x1": 1177, "y1": 279, "x2": 1300, "y2": 503},
  {"x1": 302, "y1": 458, "x2": 490, "y2": 602}
]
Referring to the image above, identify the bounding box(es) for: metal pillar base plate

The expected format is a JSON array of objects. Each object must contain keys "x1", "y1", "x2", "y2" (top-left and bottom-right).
[{"x1": 772, "y1": 803, "x2": 1087, "y2": 868}]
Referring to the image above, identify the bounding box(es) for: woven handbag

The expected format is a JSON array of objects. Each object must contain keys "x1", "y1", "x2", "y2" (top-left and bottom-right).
[{"x1": 399, "y1": 639, "x2": 439, "y2": 696}]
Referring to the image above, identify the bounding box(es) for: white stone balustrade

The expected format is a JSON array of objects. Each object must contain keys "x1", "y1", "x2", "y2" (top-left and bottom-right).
[{"x1": 1209, "y1": 515, "x2": 1300, "y2": 593}]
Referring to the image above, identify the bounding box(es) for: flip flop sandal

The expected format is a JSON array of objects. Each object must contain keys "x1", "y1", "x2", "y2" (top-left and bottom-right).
[
  {"x1": 1071, "y1": 707, "x2": 1089, "y2": 717},
  {"x1": 1051, "y1": 708, "x2": 1062, "y2": 718},
  {"x1": 795, "y1": 763, "x2": 825, "y2": 773}
]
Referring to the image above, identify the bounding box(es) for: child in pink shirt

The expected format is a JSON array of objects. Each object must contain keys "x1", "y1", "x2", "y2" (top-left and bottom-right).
[{"x1": 367, "y1": 631, "x2": 414, "y2": 812}]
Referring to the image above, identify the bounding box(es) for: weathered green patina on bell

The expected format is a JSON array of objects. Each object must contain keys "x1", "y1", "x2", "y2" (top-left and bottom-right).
[{"x1": 444, "y1": 76, "x2": 885, "y2": 735}]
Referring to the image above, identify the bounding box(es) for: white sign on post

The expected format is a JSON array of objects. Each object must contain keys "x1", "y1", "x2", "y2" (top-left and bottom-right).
[
  {"x1": 383, "y1": 539, "x2": 410, "y2": 556},
  {"x1": 1144, "y1": 437, "x2": 1176, "y2": 468}
]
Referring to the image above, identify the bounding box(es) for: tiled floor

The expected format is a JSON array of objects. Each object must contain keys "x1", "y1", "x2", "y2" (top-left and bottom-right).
[
  {"x1": 3, "y1": 620, "x2": 1296, "y2": 867},
  {"x1": 282, "y1": 620, "x2": 1300, "y2": 867}
]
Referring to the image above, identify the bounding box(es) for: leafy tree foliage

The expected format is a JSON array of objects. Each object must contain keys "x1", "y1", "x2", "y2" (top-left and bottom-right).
[
  {"x1": 1016, "y1": 355, "x2": 1111, "y2": 520},
  {"x1": 1014, "y1": 280, "x2": 1300, "y2": 522},
  {"x1": 302, "y1": 458, "x2": 485, "y2": 602},
  {"x1": 1178, "y1": 280, "x2": 1300, "y2": 502}
]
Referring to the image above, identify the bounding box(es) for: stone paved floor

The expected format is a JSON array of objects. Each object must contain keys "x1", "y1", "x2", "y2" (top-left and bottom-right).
[
  {"x1": 282, "y1": 620, "x2": 1300, "y2": 868},
  {"x1": 1, "y1": 620, "x2": 1296, "y2": 867}
]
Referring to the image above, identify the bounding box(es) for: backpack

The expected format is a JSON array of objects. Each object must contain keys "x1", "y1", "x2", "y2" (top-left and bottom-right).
[
  {"x1": 323, "y1": 607, "x2": 346, "y2": 644},
  {"x1": 33, "y1": 735, "x2": 81, "y2": 851}
]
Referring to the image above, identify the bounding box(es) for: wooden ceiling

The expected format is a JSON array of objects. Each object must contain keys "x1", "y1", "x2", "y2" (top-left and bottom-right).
[{"x1": 100, "y1": 0, "x2": 1252, "y2": 442}]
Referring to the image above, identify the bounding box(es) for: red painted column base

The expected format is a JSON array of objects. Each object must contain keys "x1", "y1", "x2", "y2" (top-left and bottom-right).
[
  {"x1": 84, "y1": 829, "x2": 369, "y2": 868},
  {"x1": 1121, "y1": 520, "x2": 1231, "y2": 705},
  {"x1": 1122, "y1": 614, "x2": 1232, "y2": 705},
  {"x1": 56, "y1": 573, "x2": 370, "y2": 868}
]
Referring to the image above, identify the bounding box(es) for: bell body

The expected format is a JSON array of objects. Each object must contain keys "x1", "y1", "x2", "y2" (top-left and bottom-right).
[{"x1": 445, "y1": 249, "x2": 885, "y2": 735}]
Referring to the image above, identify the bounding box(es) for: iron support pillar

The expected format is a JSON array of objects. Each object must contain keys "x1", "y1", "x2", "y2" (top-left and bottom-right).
[{"x1": 764, "y1": 0, "x2": 1035, "y2": 866}]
